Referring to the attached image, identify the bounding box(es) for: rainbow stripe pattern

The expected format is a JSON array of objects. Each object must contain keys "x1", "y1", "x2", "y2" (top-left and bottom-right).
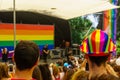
[
  {"x1": 80, "y1": 30, "x2": 116, "y2": 56},
  {"x1": 103, "y1": 0, "x2": 118, "y2": 44},
  {"x1": 0, "y1": 23, "x2": 54, "y2": 57}
]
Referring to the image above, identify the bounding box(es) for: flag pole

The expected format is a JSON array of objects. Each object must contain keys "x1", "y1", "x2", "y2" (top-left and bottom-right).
[{"x1": 13, "y1": 0, "x2": 16, "y2": 49}]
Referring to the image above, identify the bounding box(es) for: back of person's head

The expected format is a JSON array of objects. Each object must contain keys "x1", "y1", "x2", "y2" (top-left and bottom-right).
[
  {"x1": 91, "y1": 74, "x2": 120, "y2": 80},
  {"x1": 63, "y1": 66, "x2": 68, "y2": 73},
  {"x1": 32, "y1": 66, "x2": 43, "y2": 80},
  {"x1": 56, "y1": 59, "x2": 63, "y2": 66},
  {"x1": 39, "y1": 63, "x2": 52, "y2": 80},
  {"x1": 0, "y1": 62, "x2": 10, "y2": 79},
  {"x1": 63, "y1": 69, "x2": 74, "y2": 80},
  {"x1": 52, "y1": 65, "x2": 60, "y2": 77},
  {"x1": 2, "y1": 47, "x2": 8, "y2": 53},
  {"x1": 3, "y1": 48, "x2": 6, "y2": 52},
  {"x1": 44, "y1": 44, "x2": 48, "y2": 48},
  {"x1": 58, "y1": 66, "x2": 63, "y2": 72},
  {"x1": 113, "y1": 65, "x2": 120, "y2": 72},
  {"x1": 65, "y1": 41, "x2": 70, "y2": 47},
  {"x1": 78, "y1": 58, "x2": 83, "y2": 64},
  {"x1": 89, "y1": 56, "x2": 108, "y2": 67},
  {"x1": 80, "y1": 29, "x2": 116, "y2": 66},
  {"x1": 71, "y1": 69, "x2": 88, "y2": 80},
  {"x1": 113, "y1": 65, "x2": 120, "y2": 77},
  {"x1": 14, "y1": 40, "x2": 40, "y2": 71}
]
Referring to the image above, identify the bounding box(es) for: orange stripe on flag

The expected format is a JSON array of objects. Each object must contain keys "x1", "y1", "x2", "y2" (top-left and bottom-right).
[
  {"x1": 0, "y1": 29, "x2": 54, "y2": 35},
  {"x1": 103, "y1": 11, "x2": 109, "y2": 30}
]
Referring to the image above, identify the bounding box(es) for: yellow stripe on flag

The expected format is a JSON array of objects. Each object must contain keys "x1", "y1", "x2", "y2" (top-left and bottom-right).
[
  {"x1": 0, "y1": 35, "x2": 54, "y2": 41},
  {"x1": 83, "y1": 42, "x2": 87, "y2": 52},
  {"x1": 95, "y1": 30, "x2": 100, "y2": 54}
]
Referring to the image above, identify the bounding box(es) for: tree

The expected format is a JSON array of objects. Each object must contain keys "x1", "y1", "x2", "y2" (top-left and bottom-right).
[
  {"x1": 69, "y1": 17, "x2": 92, "y2": 44},
  {"x1": 117, "y1": 0, "x2": 120, "y2": 39},
  {"x1": 116, "y1": 0, "x2": 120, "y2": 55}
]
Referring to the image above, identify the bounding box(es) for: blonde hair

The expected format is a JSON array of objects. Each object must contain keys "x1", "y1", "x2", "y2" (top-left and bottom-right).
[
  {"x1": 63, "y1": 69, "x2": 74, "y2": 80},
  {"x1": 53, "y1": 65, "x2": 60, "y2": 77},
  {"x1": 71, "y1": 69, "x2": 88, "y2": 80},
  {"x1": 106, "y1": 64, "x2": 118, "y2": 77},
  {"x1": 0, "y1": 63, "x2": 10, "y2": 79}
]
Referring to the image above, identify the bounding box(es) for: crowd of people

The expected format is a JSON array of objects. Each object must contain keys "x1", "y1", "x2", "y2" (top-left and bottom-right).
[{"x1": 0, "y1": 29, "x2": 120, "y2": 80}]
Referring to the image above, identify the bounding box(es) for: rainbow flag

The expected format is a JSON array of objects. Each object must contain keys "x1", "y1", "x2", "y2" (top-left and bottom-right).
[
  {"x1": 103, "y1": 0, "x2": 118, "y2": 44},
  {"x1": 0, "y1": 23, "x2": 54, "y2": 57}
]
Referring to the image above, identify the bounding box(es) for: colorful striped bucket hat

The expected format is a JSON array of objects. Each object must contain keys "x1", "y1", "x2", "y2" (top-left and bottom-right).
[{"x1": 80, "y1": 29, "x2": 116, "y2": 56}]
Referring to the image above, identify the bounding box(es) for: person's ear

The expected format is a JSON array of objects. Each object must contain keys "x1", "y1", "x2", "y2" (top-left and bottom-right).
[
  {"x1": 107, "y1": 54, "x2": 111, "y2": 62},
  {"x1": 35, "y1": 58, "x2": 40, "y2": 66},
  {"x1": 12, "y1": 54, "x2": 15, "y2": 63}
]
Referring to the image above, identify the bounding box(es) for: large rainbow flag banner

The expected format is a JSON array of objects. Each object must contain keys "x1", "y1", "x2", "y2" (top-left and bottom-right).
[
  {"x1": 103, "y1": 0, "x2": 118, "y2": 44},
  {"x1": 0, "y1": 23, "x2": 54, "y2": 57}
]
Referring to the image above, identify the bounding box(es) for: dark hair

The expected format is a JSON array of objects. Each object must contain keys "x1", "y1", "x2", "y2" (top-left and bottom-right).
[
  {"x1": 14, "y1": 40, "x2": 40, "y2": 70},
  {"x1": 89, "y1": 56, "x2": 108, "y2": 67},
  {"x1": 63, "y1": 66, "x2": 68, "y2": 73},
  {"x1": 113, "y1": 65, "x2": 120, "y2": 78},
  {"x1": 39, "y1": 63, "x2": 52, "y2": 80},
  {"x1": 32, "y1": 66, "x2": 43, "y2": 80}
]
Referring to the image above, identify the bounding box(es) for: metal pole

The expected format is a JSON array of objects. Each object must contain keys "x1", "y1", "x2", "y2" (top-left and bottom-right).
[
  {"x1": 84, "y1": 26, "x2": 92, "y2": 38},
  {"x1": 13, "y1": 0, "x2": 16, "y2": 49}
]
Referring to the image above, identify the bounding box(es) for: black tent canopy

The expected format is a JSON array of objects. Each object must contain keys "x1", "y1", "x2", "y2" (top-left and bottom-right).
[{"x1": 0, "y1": 11, "x2": 71, "y2": 47}]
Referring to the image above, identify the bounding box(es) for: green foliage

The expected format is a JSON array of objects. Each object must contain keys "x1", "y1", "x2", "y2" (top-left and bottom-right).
[
  {"x1": 117, "y1": 39, "x2": 120, "y2": 55},
  {"x1": 116, "y1": 0, "x2": 120, "y2": 54},
  {"x1": 68, "y1": 0, "x2": 120, "y2": 52},
  {"x1": 117, "y1": 0, "x2": 120, "y2": 39},
  {"x1": 69, "y1": 17, "x2": 92, "y2": 44}
]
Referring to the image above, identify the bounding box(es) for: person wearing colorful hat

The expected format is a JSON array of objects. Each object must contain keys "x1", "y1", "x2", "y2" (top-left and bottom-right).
[{"x1": 80, "y1": 29, "x2": 119, "y2": 79}]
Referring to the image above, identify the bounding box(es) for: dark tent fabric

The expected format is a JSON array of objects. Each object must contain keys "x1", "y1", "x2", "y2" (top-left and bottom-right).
[{"x1": 0, "y1": 11, "x2": 71, "y2": 47}]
